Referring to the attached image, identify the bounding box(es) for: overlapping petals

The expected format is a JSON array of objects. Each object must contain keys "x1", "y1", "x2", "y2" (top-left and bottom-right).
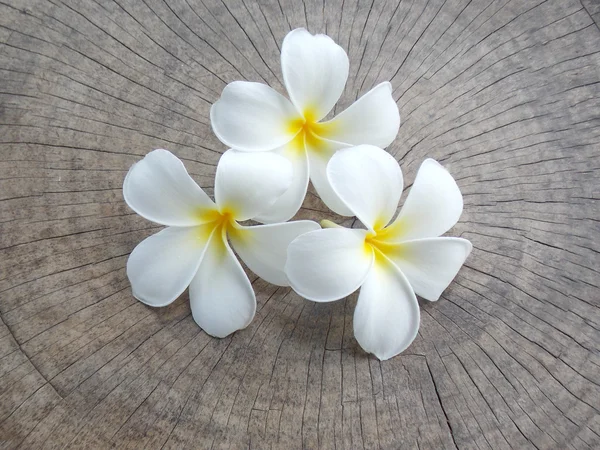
[
  {"x1": 210, "y1": 82, "x2": 299, "y2": 152},
  {"x1": 214, "y1": 150, "x2": 292, "y2": 220},
  {"x1": 229, "y1": 221, "x2": 319, "y2": 286},
  {"x1": 211, "y1": 28, "x2": 400, "y2": 221},
  {"x1": 353, "y1": 262, "x2": 420, "y2": 360},
  {"x1": 326, "y1": 144, "x2": 403, "y2": 231},
  {"x1": 286, "y1": 228, "x2": 373, "y2": 302},
  {"x1": 124, "y1": 149, "x2": 319, "y2": 338},
  {"x1": 189, "y1": 231, "x2": 255, "y2": 338},
  {"x1": 285, "y1": 146, "x2": 471, "y2": 360},
  {"x1": 253, "y1": 141, "x2": 310, "y2": 223},
  {"x1": 127, "y1": 225, "x2": 214, "y2": 307},
  {"x1": 305, "y1": 136, "x2": 354, "y2": 217}
]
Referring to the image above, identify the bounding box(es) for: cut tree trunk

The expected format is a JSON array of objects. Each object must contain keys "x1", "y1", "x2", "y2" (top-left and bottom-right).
[{"x1": 1, "y1": 0, "x2": 599, "y2": 448}]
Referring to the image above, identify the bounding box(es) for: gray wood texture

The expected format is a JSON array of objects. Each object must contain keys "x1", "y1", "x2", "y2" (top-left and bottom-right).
[{"x1": 1, "y1": 0, "x2": 599, "y2": 448}]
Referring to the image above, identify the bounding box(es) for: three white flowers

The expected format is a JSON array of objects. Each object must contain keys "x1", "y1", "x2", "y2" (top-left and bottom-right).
[{"x1": 124, "y1": 29, "x2": 471, "y2": 360}]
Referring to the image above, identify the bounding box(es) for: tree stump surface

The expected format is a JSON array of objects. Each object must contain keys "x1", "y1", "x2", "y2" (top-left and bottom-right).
[{"x1": 1, "y1": 0, "x2": 599, "y2": 448}]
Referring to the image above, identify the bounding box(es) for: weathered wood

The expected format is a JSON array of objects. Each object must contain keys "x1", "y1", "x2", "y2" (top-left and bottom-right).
[{"x1": 1, "y1": 0, "x2": 599, "y2": 448}]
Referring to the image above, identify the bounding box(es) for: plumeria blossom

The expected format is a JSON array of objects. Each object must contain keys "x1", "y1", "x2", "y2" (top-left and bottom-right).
[
  {"x1": 210, "y1": 28, "x2": 400, "y2": 222},
  {"x1": 124, "y1": 149, "x2": 319, "y2": 338},
  {"x1": 285, "y1": 146, "x2": 472, "y2": 360}
]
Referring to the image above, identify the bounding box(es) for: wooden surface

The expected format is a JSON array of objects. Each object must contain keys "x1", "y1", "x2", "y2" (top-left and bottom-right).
[{"x1": 1, "y1": 0, "x2": 599, "y2": 448}]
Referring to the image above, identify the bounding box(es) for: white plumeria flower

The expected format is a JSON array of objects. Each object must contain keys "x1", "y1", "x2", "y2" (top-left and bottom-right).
[
  {"x1": 210, "y1": 28, "x2": 400, "y2": 223},
  {"x1": 123, "y1": 149, "x2": 319, "y2": 338},
  {"x1": 285, "y1": 146, "x2": 472, "y2": 360}
]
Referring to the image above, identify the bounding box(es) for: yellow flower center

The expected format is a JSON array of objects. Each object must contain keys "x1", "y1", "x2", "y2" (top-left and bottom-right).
[
  {"x1": 286, "y1": 107, "x2": 338, "y2": 156},
  {"x1": 192, "y1": 207, "x2": 239, "y2": 249},
  {"x1": 364, "y1": 232, "x2": 384, "y2": 259},
  {"x1": 321, "y1": 219, "x2": 405, "y2": 266},
  {"x1": 364, "y1": 228, "x2": 404, "y2": 264}
]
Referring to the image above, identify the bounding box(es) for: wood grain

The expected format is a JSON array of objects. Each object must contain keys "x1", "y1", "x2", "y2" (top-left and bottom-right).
[{"x1": 1, "y1": 0, "x2": 599, "y2": 448}]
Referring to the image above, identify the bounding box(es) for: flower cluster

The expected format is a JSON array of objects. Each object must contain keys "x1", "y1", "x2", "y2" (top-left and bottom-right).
[{"x1": 124, "y1": 29, "x2": 471, "y2": 360}]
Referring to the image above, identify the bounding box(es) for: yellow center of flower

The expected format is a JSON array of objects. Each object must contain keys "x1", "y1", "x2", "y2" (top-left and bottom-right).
[
  {"x1": 321, "y1": 219, "x2": 405, "y2": 266},
  {"x1": 192, "y1": 207, "x2": 239, "y2": 251},
  {"x1": 363, "y1": 220, "x2": 409, "y2": 264},
  {"x1": 364, "y1": 231, "x2": 393, "y2": 262},
  {"x1": 286, "y1": 107, "x2": 338, "y2": 156}
]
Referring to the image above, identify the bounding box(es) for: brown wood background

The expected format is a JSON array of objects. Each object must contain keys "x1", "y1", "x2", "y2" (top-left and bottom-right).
[{"x1": 1, "y1": 0, "x2": 600, "y2": 448}]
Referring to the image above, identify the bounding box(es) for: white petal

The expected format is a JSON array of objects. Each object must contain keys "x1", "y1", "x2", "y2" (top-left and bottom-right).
[
  {"x1": 210, "y1": 81, "x2": 300, "y2": 152},
  {"x1": 285, "y1": 228, "x2": 373, "y2": 302},
  {"x1": 252, "y1": 141, "x2": 309, "y2": 223},
  {"x1": 281, "y1": 28, "x2": 349, "y2": 121},
  {"x1": 306, "y1": 136, "x2": 353, "y2": 216},
  {"x1": 353, "y1": 260, "x2": 420, "y2": 360},
  {"x1": 382, "y1": 159, "x2": 463, "y2": 241},
  {"x1": 215, "y1": 149, "x2": 293, "y2": 221},
  {"x1": 327, "y1": 145, "x2": 403, "y2": 231},
  {"x1": 127, "y1": 224, "x2": 215, "y2": 307},
  {"x1": 189, "y1": 230, "x2": 256, "y2": 338},
  {"x1": 123, "y1": 149, "x2": 216, "y2": 227},
  {"x1": 384, "y1": 237, "x2": 472, "y2": 301},
  {"x1": 229, "y1": 220, "x2": 320, "y2": 286},
  {"x1": 320, "y1": 82, "x2": 400, "y2": 148}
]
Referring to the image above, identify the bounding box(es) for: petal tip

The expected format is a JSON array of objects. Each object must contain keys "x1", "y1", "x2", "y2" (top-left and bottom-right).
[
  {"x1": 464, "y1": 239, "x2": 473, "y2": 255},
  {"x1": 379, "y1": 81, "x2": 393, "y2": 92},
  {"x1": 422, "y1": 158, "x2": 443, "y2": 168},
  {"x1": 129, "y1": 287, "x2": 180, "y2": 309}
]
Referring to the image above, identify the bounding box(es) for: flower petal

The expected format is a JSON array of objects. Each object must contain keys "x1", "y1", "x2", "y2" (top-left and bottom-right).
[
  {"x1": 123, "y1": 149, "x2": 216, "y2": 227},
  {"x1": 306, "y1": 136, "x2": 353, "y2": 216},
  {"x1": 215, "y1": 149, "x2": 292, "y2": 221},
  {"x1": 384, "y1": 237, "x2": 472, "y2": 301},
  {"x1": 281, "y1": 28, "x2": 349, "y2": 121},
  {"x1": 127, "y1": 224, "x2": 215, "y2": 307},
  {"x1": 353, "y1": 259, "x2": 420, "y2": 360},
  {"x1": 229, "y1": 220, "x2": 320, "y2": 286},
  {"x1": 320, "y1": 82, "x2": 400, "y2": 148},
  {"x1": 252, "y1": 142, "x2": 309, "y2": 224},
  {"x1": 189, "y1": 230, "x2": 256, "y2": 338},
  {"x1": 285, "y1": 228, "x2": 373, "y2": 302},
  {"x1": 381, "y1": 159, "x2": 463, "y2": 241},
  {"x1": 327, "y1": 145, "x2": 403, "y2": 231},
  {"x1": 210, "y1": 81, "x2": 300, "y2": 152}
]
